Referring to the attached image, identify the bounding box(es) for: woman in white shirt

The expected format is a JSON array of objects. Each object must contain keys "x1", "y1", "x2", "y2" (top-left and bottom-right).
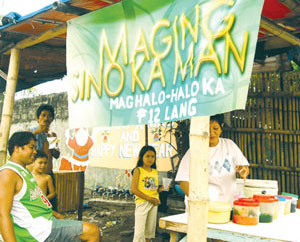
[{"x1": 175, "y1": 114, "x2": 249, "y2": 208}]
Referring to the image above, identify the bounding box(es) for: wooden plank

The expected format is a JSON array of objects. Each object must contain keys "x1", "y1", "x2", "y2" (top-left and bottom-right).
[
  {"x1": 278, "y1": 92, "x2": 285, "y2": 192},
  {"x1": 188, "y1": 116, "x2": 209, "y2": 242},
  {"x1": 3, "y1": 23, "x2": 67, "y2": 55},
  {"x1": 159, "y1": 219, "x2": 187, "y2": 234},
  {"x1": 160, "y1": 212, "x2": 300, "y2": 242},
  {"x1": 257, "y1": 73, "x2": 263, "y2": 179},
  {"x1": 294, "y1": 73, "x2": 299, "y2": 195},
  {"x1": 0, "y1": 69, "x2": 7, "y2": 81},
  {"x1": 274, "y1": 73, "x2": 281, "y2": 188},
  {"x1": 251, "y1": 78, "x2": 257, "y2": 179},
  {"x1": 223, "y1": 127, "x2": 300, "y2": 135},
  {"x1": 248, "y1": 91, "x2": 300, "y2": 97},
  {"x1": 288, "y1": 85, "x2": 294, "y2": 193},
  {"x1": 246, "y1": 98, "x2": 253, "y2": 173},
  {"x1": 249, "y1": 163, "x2": 300, "y2": 172},
  {"x1": 274, "y1": 97, "x2": 281, "y2": 190},
  {"x1": 291, "y1": 95, "x2": 296, "y2": 194},
  {"x1": 261, "y1": 73, "x2": 267, "y2": 180}
]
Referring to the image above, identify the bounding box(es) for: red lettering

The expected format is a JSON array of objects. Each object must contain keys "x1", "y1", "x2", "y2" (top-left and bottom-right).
[{"x1": 41, "y1": 194, "x2": 52, "y2": 208}]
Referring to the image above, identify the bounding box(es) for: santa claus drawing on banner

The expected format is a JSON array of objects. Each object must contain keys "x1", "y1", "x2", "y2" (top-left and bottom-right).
[{"x1": 59, "y1": 128, "x2": 94, "y2": 171}]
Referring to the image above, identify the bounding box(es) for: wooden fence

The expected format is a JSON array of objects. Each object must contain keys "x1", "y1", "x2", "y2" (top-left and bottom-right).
[{"x1": 223, "y1": 71, "x2": 300, "y2": 196}]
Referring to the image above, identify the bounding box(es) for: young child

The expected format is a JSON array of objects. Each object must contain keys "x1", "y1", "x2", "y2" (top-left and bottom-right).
[
  {"x1": 131, "y1": 145, "x2": 167, "y2": 242},
  {"x1": 32, "y1": 150, "x2": 56, "y2": 201}
]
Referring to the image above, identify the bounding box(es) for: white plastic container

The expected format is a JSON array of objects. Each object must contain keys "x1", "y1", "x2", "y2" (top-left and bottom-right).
[
  {"x1": 276, "y1": 195, "x2": 286, "y2": 218},
  {"x1": 282, "y1": 192, "x2": 298, "y2": 213},
  {"x1": 253, "y1": 195, "x2": 275, "y2": 223},
  {"x1": 244, "y1": 179, "x2": 278, "y2": 197},
  {"x1": 277, "y1": 195, "x2": 292, "y2": 215},
  {"x1": 235, "y1": 178, "x2": 245, "y2": 199}
]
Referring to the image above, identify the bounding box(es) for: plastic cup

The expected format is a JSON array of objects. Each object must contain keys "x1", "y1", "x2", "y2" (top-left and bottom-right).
[{"x1": 162, "y1": 178, "x2": 172, "y2": 191}]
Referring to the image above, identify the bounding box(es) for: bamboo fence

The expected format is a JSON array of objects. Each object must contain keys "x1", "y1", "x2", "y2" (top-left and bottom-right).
[{"x1": 223, "y1": 71, "x2": 300, "y2": 195}]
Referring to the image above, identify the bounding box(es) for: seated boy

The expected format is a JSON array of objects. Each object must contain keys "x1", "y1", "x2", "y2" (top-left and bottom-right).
[{"x1": 32, "y1": 150, "x2": 56, "y2": 202}]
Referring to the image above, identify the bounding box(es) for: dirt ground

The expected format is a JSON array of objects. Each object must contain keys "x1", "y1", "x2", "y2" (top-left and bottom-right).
[{"x1": 61, "y1": 191, "x2": 178, "y2": 242}]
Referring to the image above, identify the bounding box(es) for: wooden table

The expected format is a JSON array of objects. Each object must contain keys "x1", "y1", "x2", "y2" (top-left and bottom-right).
[{"x1": 159, "y1": 210, "x2": 300, "y2": 242}]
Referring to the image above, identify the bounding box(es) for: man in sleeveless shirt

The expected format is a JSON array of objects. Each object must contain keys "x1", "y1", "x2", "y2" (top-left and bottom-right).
[
  {"x1": 0, "y1": 131, "x2": 100, "y2": 242},
  {"x1": 28, "y1": 104, "x2": 60, "y2": 211}
]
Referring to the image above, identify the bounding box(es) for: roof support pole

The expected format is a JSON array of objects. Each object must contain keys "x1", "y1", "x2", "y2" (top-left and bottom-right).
[
  {"x1": 187, "y1": 116, "x2": 209, "y2": 242},
  {"x1": 260, "y1": 16, "x2": 300, "y2": 46},
  {"x1": 0, "y1": 48, "x2": 20, "y2": 165}
]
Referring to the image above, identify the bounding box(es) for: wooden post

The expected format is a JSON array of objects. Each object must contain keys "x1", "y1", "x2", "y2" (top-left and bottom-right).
[
  {"x1": 145, "y1": 124, "x2": 148, "y2": 145},
  {"x1": 187, "y1": 116, "x2": 209, "y2": 242},
  {"x1": 0, "y1": 48, "x2": 20, "y2": 165}
]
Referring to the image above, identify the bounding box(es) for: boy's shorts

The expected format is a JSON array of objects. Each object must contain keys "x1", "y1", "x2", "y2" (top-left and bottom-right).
[{"x1": 44, "y1": 218, "x2": 83, "y2": 242}]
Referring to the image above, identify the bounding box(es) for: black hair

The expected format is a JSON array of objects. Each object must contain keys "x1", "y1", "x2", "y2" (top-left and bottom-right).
[
  {"x1": 210, "y1": 114, "x2": 224, "y2": 127},
  {"x1": 8, "y1": 131, "x2": 36, "y2": 156},
  {"x1": 132, "y1": 145, "x2": 157, "y2": 174},
  {"x1": 34, "y1": 150, "x2": 48, "y2": 160},
  {"x1": 36, "y1": 104, "x2": 55, "y2": 119}
]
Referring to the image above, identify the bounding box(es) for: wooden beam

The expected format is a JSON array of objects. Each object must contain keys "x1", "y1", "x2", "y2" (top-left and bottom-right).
[
  {"x1": 187, "y1": 116, "x2": 209, "y2": 242},
  {"x1": 0, "y1": 48, "x2": 20, "y2": 164},
  {"x1": 52, "y1": 2, "x2": 90, "y2": 15},
  {"x1": 279, "y1": 0, "x2": 300, "y2": 15},
  {"x1": 260, "y1": 16, "x2": 300, "y2": 47},
  {"x1": 3, "y1": 23, "x2": 67, "y2": 55},
  {"x1": 0, "y1": 69, "x2": 7, "y2": 81}
]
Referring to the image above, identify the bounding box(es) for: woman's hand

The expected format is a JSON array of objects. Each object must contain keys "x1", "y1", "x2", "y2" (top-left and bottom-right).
[{"x1": 236, "y1": 165, "x2": 249, "y2": 181}]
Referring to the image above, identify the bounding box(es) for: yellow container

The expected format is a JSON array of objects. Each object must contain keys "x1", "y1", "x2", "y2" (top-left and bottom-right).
[{"x1": 208, "y1": 201, "x2": 232, "y2": 224}]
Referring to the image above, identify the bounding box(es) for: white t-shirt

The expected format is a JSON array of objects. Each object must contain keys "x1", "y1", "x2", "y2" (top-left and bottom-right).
[{"x1": 175, "y1": 138, "x2": 249, "y2": 208}]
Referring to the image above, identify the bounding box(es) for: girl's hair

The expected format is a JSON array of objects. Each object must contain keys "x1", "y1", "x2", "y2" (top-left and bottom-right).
[{"x1": 132, "y1": 145, "x2": 157, "y2": 174}]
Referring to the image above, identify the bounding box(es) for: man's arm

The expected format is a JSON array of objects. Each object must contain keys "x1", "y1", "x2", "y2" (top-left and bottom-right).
[
  {"x1": 0, "y1": 169, "x2": 19, "y2": 242},
  {"x1": 130, "y1": 169, "x2": 160, "y2": 205},
  {"x1": 42, "y1": 140, "x2": 52, "y2": 174},
  {"x1": 179, "y1": 181, "x2": 189, "y2": 197}
]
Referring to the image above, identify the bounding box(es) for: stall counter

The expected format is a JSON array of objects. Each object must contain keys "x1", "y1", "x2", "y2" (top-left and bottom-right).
[{"x1": 159, "y1": 210, "x2": 300, "y2": 242}]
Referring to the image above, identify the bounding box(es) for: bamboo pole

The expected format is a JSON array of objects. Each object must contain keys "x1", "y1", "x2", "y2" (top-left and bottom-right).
[
  {"x1": 0, "y1": 48, "x2": 20, "y2": 164},
  {"x1": 187, "y1": 116, "x2": 209, "y2": 242},
  {"x1": 260, "y1": 17, "x2": 300, "y2": 47}
]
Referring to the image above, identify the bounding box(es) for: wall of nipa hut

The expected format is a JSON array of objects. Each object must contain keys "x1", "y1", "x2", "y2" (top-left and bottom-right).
[{"x1": 223, "y1": 71, "x2": 300, "y2": 195}]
